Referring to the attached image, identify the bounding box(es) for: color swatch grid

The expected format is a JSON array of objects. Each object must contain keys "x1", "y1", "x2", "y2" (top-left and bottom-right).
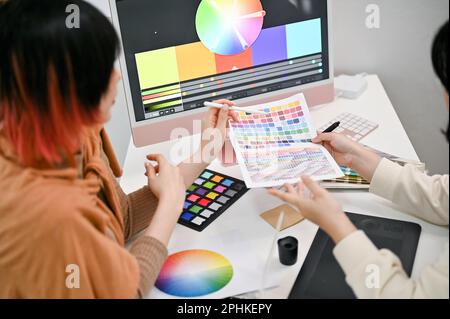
[
  {"x1": 231, "y1": 100, "x2": 315, "y2": 151},
  {"x1": 179, "y1": 170, "x2": 248, "y2": 232},
  {"x1": 229, "y1": 94, "x2": 344, "y2": 188},
  {"x1": 155, "y1": 249, "x2": 233, "y2": 298},
  {"x1": 240, "y1": 145, "x2": 344, "y2": 188}
]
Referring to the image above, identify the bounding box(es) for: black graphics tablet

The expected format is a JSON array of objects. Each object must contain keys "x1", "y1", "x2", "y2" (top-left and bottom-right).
[{"x1": 288, "y1": 212, "x2": 422, "y2": 299}]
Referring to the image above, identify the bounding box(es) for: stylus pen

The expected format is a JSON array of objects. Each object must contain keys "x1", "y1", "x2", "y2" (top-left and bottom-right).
[
  {"x1": 204, "y1": 101, "x2": 269, "y2": 115},
  {"x1": 322, "y1": 121, "x2": 341, "y2": 133}
]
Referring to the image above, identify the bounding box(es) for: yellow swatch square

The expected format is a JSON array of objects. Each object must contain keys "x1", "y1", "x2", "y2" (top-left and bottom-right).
[
  {"x1": 135, "y1": 47, "x2": 179, "y2": 90},
  {"x1": 206, "y1": 192, "x2": 219, "y2": 200}
]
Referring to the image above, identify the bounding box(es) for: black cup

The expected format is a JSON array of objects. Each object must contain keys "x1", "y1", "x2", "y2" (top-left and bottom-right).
[{"x1": 278, "y1": 236, "x2": 298, "y2": 266}]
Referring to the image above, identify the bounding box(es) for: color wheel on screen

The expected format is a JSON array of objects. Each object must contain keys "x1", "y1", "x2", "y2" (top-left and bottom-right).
[
  {"x1": 155, "y1": 249, "x2": 234, "y2": 297},
  {"x1": 196, "y1": 0, "x2": 266, "y2": 56}
]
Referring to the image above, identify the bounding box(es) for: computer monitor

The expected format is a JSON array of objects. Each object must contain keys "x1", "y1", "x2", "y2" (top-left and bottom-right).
[{"x1": 110, "y1": 0, "x2": 334, "y2": 147}]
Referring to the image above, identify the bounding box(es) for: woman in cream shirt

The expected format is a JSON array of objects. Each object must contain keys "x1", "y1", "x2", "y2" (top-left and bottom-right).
[{"x1": 270, "y1": 21, "x2": 449, "y2": 299}]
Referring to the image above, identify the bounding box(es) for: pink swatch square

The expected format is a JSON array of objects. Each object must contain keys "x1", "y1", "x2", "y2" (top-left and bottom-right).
[
  {"x1": 214, "y1": 185, "x2": 227, "y2": 193},
  {"x1": 187, "y1": 194, "x2": 200, "y2": 202}
]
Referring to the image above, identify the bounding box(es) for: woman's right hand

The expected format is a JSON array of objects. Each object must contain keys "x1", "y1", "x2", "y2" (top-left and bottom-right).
[
  {"x1": 145, "y1": 154, "x2": 185, "y2": 213},
  {"x1": 312, "y1": 133, "x2": 382, "y2": 182}
]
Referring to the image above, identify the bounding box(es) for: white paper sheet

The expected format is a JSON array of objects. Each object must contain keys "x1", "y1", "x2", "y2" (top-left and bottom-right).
[{"x1": 229, "y1": 94, "x2": 344, "y2": 188}]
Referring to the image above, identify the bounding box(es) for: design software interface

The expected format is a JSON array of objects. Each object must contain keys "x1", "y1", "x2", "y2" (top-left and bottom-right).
[{"x1": 116, "y1": 0, "x2": 329, "y2": 121}]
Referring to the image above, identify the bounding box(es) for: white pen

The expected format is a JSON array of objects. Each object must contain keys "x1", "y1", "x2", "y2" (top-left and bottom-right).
[{"x1": 204, "y1": 101, "x2": 269, "y2": 115}]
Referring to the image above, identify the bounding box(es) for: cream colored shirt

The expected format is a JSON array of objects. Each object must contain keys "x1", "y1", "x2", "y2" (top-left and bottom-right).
[{"x1": 333, "y1": 158, "x2": 449, "y2": 299}]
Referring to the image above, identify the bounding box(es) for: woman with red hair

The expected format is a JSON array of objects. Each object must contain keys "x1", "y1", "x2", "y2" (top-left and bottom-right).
[{"x1": 0, "y1": 0, "x2": 237, "y2": 298}]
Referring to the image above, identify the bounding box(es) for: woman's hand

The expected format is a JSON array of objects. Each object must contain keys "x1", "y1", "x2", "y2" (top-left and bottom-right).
[
  {"x1": 268, "y1": 176, "x2": 357, "y2": 244},
  {"x1": 177, "y1": 100, "x2": 239, "y2": 189},
  {"x1": 145, "y1": 154, "x2": 185, "y2": 213},
  {"x1": 143, "y1": 154, "x2": 186, "y2": 246},
  {"x1": 200, "y1": 99, "x2": 239, "y2": 162},
  {"x1": 313, "y1": 133, "x2": 382, "y2": 182}
]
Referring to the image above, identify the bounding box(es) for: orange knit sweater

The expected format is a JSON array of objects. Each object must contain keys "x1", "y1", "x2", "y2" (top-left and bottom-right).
[{"x1": 0, "y1": 128, "x2": 167, "y2": 298}]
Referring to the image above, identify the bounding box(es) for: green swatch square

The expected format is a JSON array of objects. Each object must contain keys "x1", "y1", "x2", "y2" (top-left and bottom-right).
[
  {"x1": 188, "y1": 185, "x2": 197, "y2": 192},
  {"x1": 189, "y1": 205, "x2": 203, "y2": 214},
  {"x1": 203, "y1": 182, "x2": 216, "y2": 189}
]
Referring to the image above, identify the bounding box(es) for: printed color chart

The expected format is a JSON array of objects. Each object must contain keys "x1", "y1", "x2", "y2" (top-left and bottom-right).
[
  {"x1": 230, "y1": 94, "x2": 343, "y2": 188},
  {"x1": 155, "y1": 250, "x2": 233, "y2": 298},
  {"x1": 231, "y1": 98, "x2": 315, "y2": 150}
]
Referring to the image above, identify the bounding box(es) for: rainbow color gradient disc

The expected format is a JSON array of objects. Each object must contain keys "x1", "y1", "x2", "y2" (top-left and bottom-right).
[
  {"x1": 155, "y1": 250, "x2": 234, "y2": 297},
  {"x1": 196, "y1": 0, "x2": 266, "y2": 56}
]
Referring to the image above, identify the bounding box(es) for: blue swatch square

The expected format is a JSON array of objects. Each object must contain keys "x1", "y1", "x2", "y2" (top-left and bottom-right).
[
  {"x1": 181, "y1": 212, "x2": 194, "y2": 221},
  {"x1": 286, "y1": 18, "x2": 322, "y2": 59},
  {"x1": 201, "y1": 171, "x2": 214, "y2": 179},
  {"x1": 221, "y1": 179, "x2": 234, "y2": 187}
]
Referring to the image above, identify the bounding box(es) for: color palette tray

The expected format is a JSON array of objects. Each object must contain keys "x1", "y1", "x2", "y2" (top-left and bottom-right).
[{"x1": 179, "y1": 170, "x2": 249, "y2": 232}]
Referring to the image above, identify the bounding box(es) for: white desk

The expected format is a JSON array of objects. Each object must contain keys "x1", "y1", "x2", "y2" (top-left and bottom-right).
[{"x1": 120, "y1": 75, "x2": 449, "y2": 299}]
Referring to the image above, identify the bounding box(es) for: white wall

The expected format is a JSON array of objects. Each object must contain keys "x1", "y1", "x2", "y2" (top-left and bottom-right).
[
  {"x1": 92, "y1": 0, "x2": 449, "y2": 174},
  {"x1": 86, "y1": 0, "x2": 110, "y2": 17},
  {"x1": 332, "y1": 0, "x2": 449, "y2": 174}
]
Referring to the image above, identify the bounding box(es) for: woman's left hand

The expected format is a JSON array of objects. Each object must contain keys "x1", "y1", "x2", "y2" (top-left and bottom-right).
[{"x1": 200, "y1": 99, "x2": 239, "y2": 160}]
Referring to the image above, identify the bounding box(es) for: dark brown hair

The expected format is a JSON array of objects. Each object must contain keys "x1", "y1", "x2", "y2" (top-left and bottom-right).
[{"x1": 0, "y1": 0, "x2": 119, "y2": 166}]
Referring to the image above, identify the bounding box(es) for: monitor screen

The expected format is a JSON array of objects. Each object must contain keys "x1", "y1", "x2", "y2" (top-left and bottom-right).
[{"x1": 115, "y1": 0, "x2": 329, "y2": 122}]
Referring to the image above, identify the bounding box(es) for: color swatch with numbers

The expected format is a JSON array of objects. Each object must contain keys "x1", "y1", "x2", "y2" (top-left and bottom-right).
[
  {"x1": 229, "y1": 94, "x2": 343, "y2": 188},
  {"x1": 179, "y1": 170, "x2": 248, "y2": 232},
  {"x1": 155, "y1": 250, "x2": 233, "y2": 297},
  {"x1": 231, "y1": 98, "x2": 315, "y2": 151}
]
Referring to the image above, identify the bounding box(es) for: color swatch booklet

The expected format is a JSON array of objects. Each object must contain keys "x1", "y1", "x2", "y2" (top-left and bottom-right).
[{"x1": 229, "y1": 94, "x2": 343, "y2": 188}]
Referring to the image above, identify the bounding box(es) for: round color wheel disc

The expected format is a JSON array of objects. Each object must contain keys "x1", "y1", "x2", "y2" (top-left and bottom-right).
[
  {"x1": 196, "y1": 0, "x2": 266, "y2": 56},
  {"x1": 155, "y1": 249, "x2": 234, "y2": 297}
]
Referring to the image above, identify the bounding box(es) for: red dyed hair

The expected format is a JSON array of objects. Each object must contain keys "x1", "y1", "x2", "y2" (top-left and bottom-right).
[{"x1": 1, "y1": 58, "x2": 101, "y2": 168}]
